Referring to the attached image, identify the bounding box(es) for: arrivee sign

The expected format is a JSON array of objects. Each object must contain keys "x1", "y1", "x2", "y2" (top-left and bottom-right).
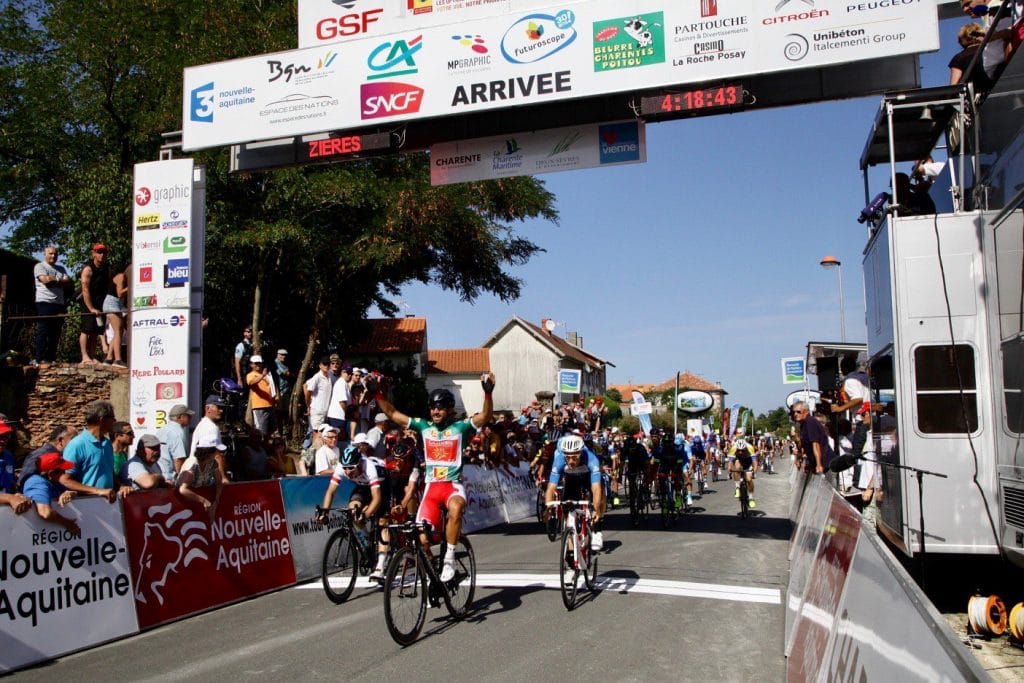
[{"x1": 123, "y1": 482, "x2": 296, "y2": 628}]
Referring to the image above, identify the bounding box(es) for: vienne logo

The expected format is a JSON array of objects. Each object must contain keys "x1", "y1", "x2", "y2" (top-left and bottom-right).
[
  {"x1": 135, "y1": 503, "x2": 209, "y2": 606},
  {"x1": 783, "y1": 33, "x2": 809, "y2": 61},
  {"x1": 598, "y1": 122, "x2": 641, "y2": 164},
  {"x1": 190, "y1": 82, "x2": 214, "y2": 123},
  {"x1": 501, "y1": 11, "x2": 577, "y2": 64}
]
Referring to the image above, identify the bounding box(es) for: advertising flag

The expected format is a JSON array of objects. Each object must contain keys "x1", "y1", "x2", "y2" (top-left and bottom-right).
[{"x1": 632, "y1": 390, "x2": 653, "y2": 436}]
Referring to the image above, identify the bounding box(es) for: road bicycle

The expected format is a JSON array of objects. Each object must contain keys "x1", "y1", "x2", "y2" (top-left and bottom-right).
[
  {"x1": 656, "y1": 473, "x2": 678, "y2": 528},
  {"x1": 738, "y1": 475, "x2": 750, "y2": 519},
  {"x1": 692, "y1": 459, "x2": 707, "y2": 495},
  {"x1": 382, "y1": 519, "x2": 476, "y2": 646},
  {"x1": 548, "y1": 499, "x2": 599, "y2": 610},
  {"x1": 709, "y1": 454, "x2": 720, "y2": 482},
  {"x1": 318, "y1": 506, "x2": 381, "y2": 604},
  {"x1": 627, "y1": 471, "x2": 650, "y2": 526}
]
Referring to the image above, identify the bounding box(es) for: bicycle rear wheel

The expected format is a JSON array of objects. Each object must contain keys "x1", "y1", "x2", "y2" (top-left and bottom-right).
[
  {"x1": 535, "y1": 489, "x2": 545, "y2": 524},
  {"x1": 559, "y1": 528, "x2": 579, "y2": 610},
  {"x1": 582, "y1": 526, "x2": 599, "y2": 591},
  {"x1": 383, "y1": 546, "x2": 428, "y2": 646},
  {"x1": 321, "y1": 528, "x2": 359, "y2": 604},
  {"x1": 739, "y1": 483, "x2": 749, "y2": 519},
  {"x1": 440, "y1": 535, "x2": 476, "y2": 618}
]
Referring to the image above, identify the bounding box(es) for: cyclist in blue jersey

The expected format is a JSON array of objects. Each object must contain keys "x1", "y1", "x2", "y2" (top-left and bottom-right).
[
  {"x1": 545, "y1": 434, "x2": 606, "y2": 550},
  {"x1": 674, "y1": 434, "x2": 694, "y2": 507}
]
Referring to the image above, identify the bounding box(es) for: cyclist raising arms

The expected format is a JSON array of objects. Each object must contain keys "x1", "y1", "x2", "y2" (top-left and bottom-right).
[
  {"x1": 372, "y1": 373, "x2": 495, "y2": 582},
  {"x1": 545, "y1": 434, "x2": 606, "y2": 550}
]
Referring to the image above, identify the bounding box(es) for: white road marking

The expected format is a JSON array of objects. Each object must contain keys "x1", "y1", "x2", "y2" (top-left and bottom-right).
[{"x1": 299, "y1": 574, "x2": 780, "y2": 605}]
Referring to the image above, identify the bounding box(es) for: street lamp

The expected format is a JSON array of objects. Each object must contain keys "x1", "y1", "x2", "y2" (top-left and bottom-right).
[{"x1": 820, "y1": 255, "x2": 846, "y2": 342}]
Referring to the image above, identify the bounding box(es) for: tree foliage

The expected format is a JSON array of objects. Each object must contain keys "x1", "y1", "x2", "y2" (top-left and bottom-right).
[{"x1": 0, "y1": 0, "x2": 560, "y2": 407}]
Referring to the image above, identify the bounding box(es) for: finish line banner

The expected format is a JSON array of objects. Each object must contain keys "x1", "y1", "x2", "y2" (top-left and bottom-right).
[
  {"x1": 183, "y1": 0, "x2": 939, "y2": 150},
  {"x1": 0, "y1": 499, "x2": 139, "y2": 674},
  {"x1": 430, "y1": 119, "x2": 644, "y2": 185}
]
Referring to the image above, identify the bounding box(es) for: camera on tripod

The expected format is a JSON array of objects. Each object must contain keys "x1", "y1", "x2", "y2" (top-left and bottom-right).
[{"x1": 212, "y1": 377, "x2": 246, "y2": 425}]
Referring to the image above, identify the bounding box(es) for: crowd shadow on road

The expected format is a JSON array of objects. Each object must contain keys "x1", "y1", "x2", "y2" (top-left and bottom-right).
[{"x1": 599, "y1": 508, "x2": 791, "y2": 541}]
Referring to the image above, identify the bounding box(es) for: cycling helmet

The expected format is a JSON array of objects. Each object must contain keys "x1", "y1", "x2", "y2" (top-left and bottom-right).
[
  {"x1": 339, "y1": 446, "x2": 360, "y2": 467},
  {"x1": 559, "y1": 435, "x2": 584, "y2": 453},
  {"x1": 734, "y1": 438, "x2": 749, "y2": 451},
  {"x1": 674, "y1": 434, "x2": 685, "y2": 445},
  {"x1": 391, "y1": 442, "x2": 410, "y2": 458},
  {"x1": 428, "y1": 388, "x2": 456, "y2": 409}
]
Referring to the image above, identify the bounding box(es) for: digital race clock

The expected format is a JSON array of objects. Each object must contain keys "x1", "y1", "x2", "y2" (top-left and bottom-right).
[{"x1": 640, "y1": 84, "x2": 743, "y2": 116}]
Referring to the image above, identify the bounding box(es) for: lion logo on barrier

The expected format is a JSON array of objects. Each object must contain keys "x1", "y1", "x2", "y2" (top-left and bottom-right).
[{"x1": 135, "y1": 503, "x2": 210, "y2": 605}]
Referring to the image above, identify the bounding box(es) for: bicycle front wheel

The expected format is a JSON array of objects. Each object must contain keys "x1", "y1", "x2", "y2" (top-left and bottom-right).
[
  {"x1": 535, "y1": 490, "x2": 545, "y2": 524},
  {"x1": 559, "y1": 528, "x2": 579, "y2": 610},
  {"x1": 383, "y1": 547, "x2": 427, "y2": 646},
  {"x1": 321, "y1": 529, "x2": 359, "y2": 604},
  {"x1": 740, "y1": 485, "x2": 749, "y2": 519},
  {"x1": 441, "y1": 535, "x2": 476, "y2": 619},
  {"x1": 582, "y1": 527, "x2": 599, "y2": 592}
]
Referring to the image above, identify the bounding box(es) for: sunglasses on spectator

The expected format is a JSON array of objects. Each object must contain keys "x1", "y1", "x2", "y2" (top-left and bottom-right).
[{"x1": 121, "y1": 430, "x2": 134, "y2": 436}]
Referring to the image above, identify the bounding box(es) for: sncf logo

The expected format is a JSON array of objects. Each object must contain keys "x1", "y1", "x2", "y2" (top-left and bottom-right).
[{"x1": 360, "y1": 82, "x2": 424, "y2": 119}]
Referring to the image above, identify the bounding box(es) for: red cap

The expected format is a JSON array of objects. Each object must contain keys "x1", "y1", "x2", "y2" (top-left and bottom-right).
[
  {"x1": 0, "y1": 420, "x2": 12, "y2": 436},
  {"x1": 92, "y1": 243, "x2": 107, "y2": 253},
  {"x1": 857, "y1": 401, "x2": 872, "y2": 416},
  {"x1": 38, "y1": 452, "x2": 73, "y2": 473}
]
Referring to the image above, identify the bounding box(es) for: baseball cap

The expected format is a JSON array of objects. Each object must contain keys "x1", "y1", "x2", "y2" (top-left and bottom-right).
[
  {"x1": 195, "y1": 435, "x2": 227, "y2": 451},
  {"x1": 277, "y1": 348, "x2": 288, "y2": 355},
  {"x1": 0, "y1": 420, "x2": 12, "y2": 436},
  {"x1": 169, "y1": 404, "x2": 194, "y2": 418},
  {"x1": 38, "y1": 452, "x2": 74, "y2": 473},
  {"x1": 250, "y1": 354, "x2": 264, "y2": 364},
  {"x1": 139, "y1": 434, "x2": 161, "y2": 448},
  {"x1": 92, "y1": 243, "x2": 107, "y2": 253},
  {"x1": 352, "y1": 433, "x2": 369, "y2": 445},
  {"x1": 374, "y1": 413, "x2": 388, "y2": 424},
  {"x1": 329, "y1": 353, "x2": 341, "y2": 362},
  {"x1": 204, "y1": 394, "x2": 227, "y2": 407},
  {"x1": 318, "y1": 423, "x2": 338, "y2": 434}
]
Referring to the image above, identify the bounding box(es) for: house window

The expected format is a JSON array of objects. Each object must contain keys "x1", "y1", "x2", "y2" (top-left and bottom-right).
[
  {"x1": 914, "y1": 344, "x2": 978, "y2": 434},
  {"x1": 1004, "y1": 337, "x2": 1024, "y2": 433}
]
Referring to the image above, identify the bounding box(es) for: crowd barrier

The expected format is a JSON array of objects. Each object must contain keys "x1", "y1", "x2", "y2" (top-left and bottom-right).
[
  {"x1": 785, "y1": 473, "x2": 989, "y2": 681},
  {"x1": 0, "y1": 462, "x2": 539, "y2": 673}
]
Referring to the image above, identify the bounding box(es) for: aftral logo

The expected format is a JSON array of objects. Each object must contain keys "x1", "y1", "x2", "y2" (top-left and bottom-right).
[
  {"x1": 501, "y1": 11, "x2": 577, "y2": 64},
  {"x1": 163, "y1": 235, "x2": 188, "y2": 254},
  {"x1": 163, "y1": 258, "x2": 189, "y2": 288},
  {"x1": 360, "y1": 81, "x2": 424, "y2": 119},
  {"x1": 593, "y1": 13, "x2": 666, "y2": 71},
  {"x1": 367, "y1": 36, "x2": 422, "y2": 79},
  {"x1": 598, "y1": 122, "x2": 641, "y2": 164}
]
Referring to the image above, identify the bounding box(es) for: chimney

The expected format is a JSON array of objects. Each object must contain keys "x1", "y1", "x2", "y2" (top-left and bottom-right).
[{"x1": 567, "y1": 331, "x2": 578, "y2": 347}]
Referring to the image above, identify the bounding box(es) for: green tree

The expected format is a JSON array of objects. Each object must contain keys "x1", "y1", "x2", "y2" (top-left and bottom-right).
[{"x1": 1, "y1": 0, "x2": 559, "y2": 436}]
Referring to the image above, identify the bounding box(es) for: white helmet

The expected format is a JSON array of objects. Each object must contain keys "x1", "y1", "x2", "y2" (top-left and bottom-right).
[
  {"x1": 559, "y1": 435, "x2": 584, "y2": 453},
  {"x1": 735, "y1": 438, "x2": 749, "y2": 450}
]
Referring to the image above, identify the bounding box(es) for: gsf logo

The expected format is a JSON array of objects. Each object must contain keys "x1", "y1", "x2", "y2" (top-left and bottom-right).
[{"x1": 316, "y1": 8, "x2": 384, "y2": 40}]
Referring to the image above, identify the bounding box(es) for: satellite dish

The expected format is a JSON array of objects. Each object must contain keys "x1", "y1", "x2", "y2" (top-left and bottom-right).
[{"x1": 543, "y1": 319, "x2": 556, "y2": 332}]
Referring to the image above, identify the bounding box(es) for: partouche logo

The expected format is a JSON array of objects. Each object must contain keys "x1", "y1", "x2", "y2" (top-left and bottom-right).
[
  {"x1": 702, "y1": 0, "x2": 718, "y2": 17},
  {"x1": 0, "y1": 530, "x2": 132, "y2": 628},
  {"x1": 501, "y1": 10, "x2": 577, "y2": 64},
  {"x1": 189, "y1": 81, "x2": 255, "y2": 124},
  {"x1": 593, "y1": 12, "x2": 666, "y2": 71},
  {"x1": 598, "y1": 122, "x2": 641, "y2": 164}
]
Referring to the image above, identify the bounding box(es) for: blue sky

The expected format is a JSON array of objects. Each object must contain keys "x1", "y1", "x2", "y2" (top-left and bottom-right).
[{"x1": 381, "y1": 18, "x2": 965, "y2": 414}]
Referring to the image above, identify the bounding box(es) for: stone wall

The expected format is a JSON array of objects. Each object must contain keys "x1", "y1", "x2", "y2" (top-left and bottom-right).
[{"x1": 1, "y1": 364, "x2": 128, "y2": 458}]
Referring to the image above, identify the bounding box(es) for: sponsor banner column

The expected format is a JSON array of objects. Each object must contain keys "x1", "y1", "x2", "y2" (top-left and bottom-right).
[
  {"x1": 495, "y1": 462, "x2": 535, "y2": 522},
  {"x1": 123, "y1": 482, "x2": 296, "y2": 629},
  {"x1": 280, "y1": 476, "x2": 355, "y2": 581},
  {"x1": 462, "y1": 464, "x2": 506, "y2": 532},
  {"x1": 130, "y1": 159, "x2": 195, "y2": 435},
  {"x1": 1, "y1": 499, "x2": 139, "y2": 674}
]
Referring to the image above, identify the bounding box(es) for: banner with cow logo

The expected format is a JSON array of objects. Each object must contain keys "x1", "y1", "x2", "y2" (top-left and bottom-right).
[
  {"x1": 122, "y1": 482, "x2": 296, "y2": 629},
  {"x1": 280, "y1": 476, "x2": 354, "y2": 581},
  {"x1": 0, "y1": 499, "x2": 139, "y2": 674},
  {"x1": 185, "y1": 0, "x2": 939, "y2": 151}
]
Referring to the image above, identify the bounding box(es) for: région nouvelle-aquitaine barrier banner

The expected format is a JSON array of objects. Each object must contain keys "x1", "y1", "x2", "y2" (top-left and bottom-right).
[{"x1": 122, "y1": 481, "x2": 296, "y2": 628}]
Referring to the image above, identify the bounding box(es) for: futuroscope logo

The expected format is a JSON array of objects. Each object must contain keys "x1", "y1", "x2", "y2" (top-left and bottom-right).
[{"x1": 501, "y1": 10, "x2": 577, "y2": 64}]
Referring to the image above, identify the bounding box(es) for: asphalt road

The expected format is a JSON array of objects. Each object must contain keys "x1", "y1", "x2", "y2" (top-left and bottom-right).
[{"x1": 17, "y1": 458, "x2": 794, "y2": 682}]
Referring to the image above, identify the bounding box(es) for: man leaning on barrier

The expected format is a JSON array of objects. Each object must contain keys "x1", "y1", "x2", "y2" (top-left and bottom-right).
[{"x1": 22, "y1": 452, "x2": 81, "y2": 537}]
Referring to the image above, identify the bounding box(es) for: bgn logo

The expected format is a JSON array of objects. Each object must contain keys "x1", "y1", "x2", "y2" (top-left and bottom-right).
[
  {"x1": 163, "y1": 259, "x2": 189, "y2": 288},
  {"x1": 360, "y1": 82, "x2": 424, "y2": 119},
  {"x1": 367, "y1": 36, "x2": 422, "y2": 80},
  {"x1": 190, "y1": 82, "x2": 214, "y2": 123}
]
